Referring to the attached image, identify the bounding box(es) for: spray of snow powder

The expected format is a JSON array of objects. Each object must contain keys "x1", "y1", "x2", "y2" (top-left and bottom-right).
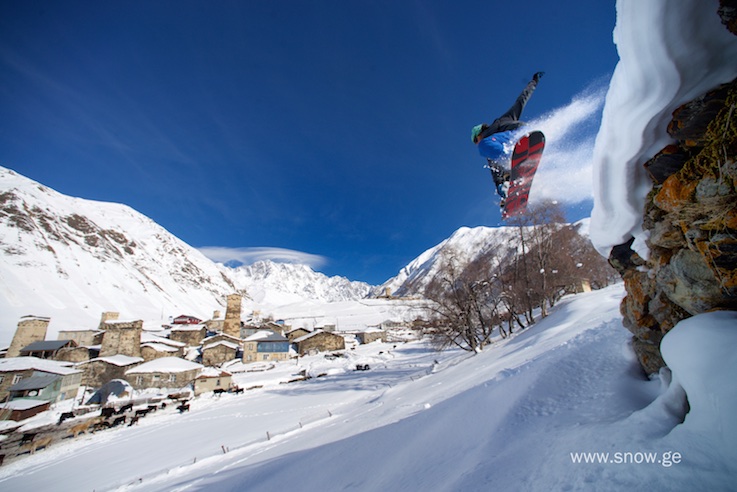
[{"x1": 526, "y1": 81, "x2": 608, "y2": 206}]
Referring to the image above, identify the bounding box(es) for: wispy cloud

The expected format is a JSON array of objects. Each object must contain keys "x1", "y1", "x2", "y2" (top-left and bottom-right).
[
  {"x1": 525, "y1": 82, "x2": 608, "y2": 205},
  {"x1": 198, "y1": 246, "x2": 327, "y2": 269}
]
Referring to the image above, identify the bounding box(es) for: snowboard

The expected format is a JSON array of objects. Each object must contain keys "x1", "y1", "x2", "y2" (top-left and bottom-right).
[{"x1": 502, "y1": 130, "x2": 545, "y2": 219}]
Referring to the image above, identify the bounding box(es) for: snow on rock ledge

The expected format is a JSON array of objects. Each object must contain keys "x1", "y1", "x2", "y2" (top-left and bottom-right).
[{"x1": 590, "y1": 0, "x2": 737, "y2": 258}]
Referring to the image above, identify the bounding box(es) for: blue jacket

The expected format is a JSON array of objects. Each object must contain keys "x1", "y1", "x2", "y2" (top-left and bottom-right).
[{"x1": 477, "y1": 130, "x2": 516, "y2": 162}]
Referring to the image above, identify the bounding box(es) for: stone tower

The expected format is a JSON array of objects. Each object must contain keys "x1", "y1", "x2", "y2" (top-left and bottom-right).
[
  {"x1": 99, "y1": 320, "x2": 143, "y2": 358},
  {"x1": 222, "y1": 294, "x2": 242, "y2": 338},
  {"x1": 98, "y1": 311, "x2": 120, "y2": 330},
  {"x1": 7, "y1": 316, "x2": 50, "y2": 358}
]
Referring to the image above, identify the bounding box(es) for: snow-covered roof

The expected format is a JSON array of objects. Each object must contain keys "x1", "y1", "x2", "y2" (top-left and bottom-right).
[
  {"x1": 292, "y1": 330, "x2": 341, "y2": 343},
  {"x1": 141, "y1": 342, "x2": 180, "y2": 353},
  {"x1": 79, "y1": 355, "x2": 143, "y2": 367},
  {"x1": 57, "y1": 328, "x2": 103, "y2": 334},
  {"x1": 125, "y1": 357, "x2": 203, "y2": 374},
  {"x1": 196, "y1": 367, "x2": 232, "y2": 379},
  {"x1": 202, "y1": 333, "x2": 241, "y2": 344},
  {"x1": 245, "y1": 330, "x2": 287, "y2": 342},
  {"x1": 141, "y1": 332, "x2": 186, "y2": 347},
  {"x1": 172, "y1": 323, "x2": 207, "y2": 332},
  {"x1": 0, "y1": 356, "x2": 80, "y2": 375},
  {"x1": 9, "y1": 374, "x2": 60, "y2": 391},
  {"x1": 203, "y1": 340, "x2": 240, "y2": 351},
  {"x1": 0, "y1": 399, "x2": 50, "y2": 410},
  {"x1": 285, "y1": 327, "x2": 311, "y2": 334},
  {"x1": 20, "y1": 340, "x2": 75, "y2": 352}
]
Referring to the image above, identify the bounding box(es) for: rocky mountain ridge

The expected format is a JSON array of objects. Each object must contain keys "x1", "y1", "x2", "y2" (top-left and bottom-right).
[{"x1": 0, "y1": 166, "x2": 370, "y2": 343}]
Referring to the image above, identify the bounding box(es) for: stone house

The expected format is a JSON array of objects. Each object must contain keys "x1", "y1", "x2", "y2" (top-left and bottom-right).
[
  {"x1": 0, "y1": 357, "x2": 82, "y2": 402},
  {"x1": 141, "y1": 342, "x2": 182, "y2": 362},
  {"x1": 355, "y1": 329, "x2": 387, "y2": 344},
  {"x1": 285, "y1": 327, "x2": 311, "y2": 341},
  {"x1": 202, "y1": 341, "x2": 239, "y2": 367},
  {"x1": 18, "y1": 340, "x2": 77, "y2": 359},
  {"x1": 125, "y1": 358, "x2": 204, "y2": 390},
  {"x1": 140, "y1": 333, "x2": 186, "y2": 362},
  {"x1": 243, "y1": 331, "x2": 291, "y2": 363},
  {"x1": 78, "y1": 354, "x2": 143, "y2": 388},
  {"x1": 292, "y1": 330, "x2": 346, "y2": 356},
  {"x1": 55, "y1": 346, "x2": 96, "y2": 363},
  {"x1": 193, "y1": 368, "x2": 232, "y2": 396},
  {"x1": 56, "y1": 328, "x2": 105, "y2": 347},
  {"x1": 170, "y1": 324, "x2": 208, "y2": 347}
]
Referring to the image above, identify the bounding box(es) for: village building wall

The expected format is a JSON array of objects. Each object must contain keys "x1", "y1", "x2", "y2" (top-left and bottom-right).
[{"x1": 6, "y1": 316, "x2": 50, "y2": 358}]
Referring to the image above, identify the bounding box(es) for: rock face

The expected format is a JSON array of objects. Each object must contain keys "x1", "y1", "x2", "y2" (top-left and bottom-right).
[{"x1": 610, "y1": 76, "x2": 737, "y2": 374}]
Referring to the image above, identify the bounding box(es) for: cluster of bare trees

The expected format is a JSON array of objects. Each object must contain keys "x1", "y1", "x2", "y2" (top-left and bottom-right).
[{"x1": 425, "y1": 202, "x2": 617, "y2": 352}]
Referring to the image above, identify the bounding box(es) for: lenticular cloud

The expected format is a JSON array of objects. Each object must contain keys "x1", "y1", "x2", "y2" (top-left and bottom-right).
[{"x1": 198, "y1": 246, "x2": 327, "y2": 269}]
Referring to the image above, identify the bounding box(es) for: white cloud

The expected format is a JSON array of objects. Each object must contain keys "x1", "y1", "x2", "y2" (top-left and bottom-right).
[
  {"x1": 525, "y1": 84, "x2": 608, "y2": 205},
  {"x1": 198, "y1": 246, "x2": 327, "y2": 269}
]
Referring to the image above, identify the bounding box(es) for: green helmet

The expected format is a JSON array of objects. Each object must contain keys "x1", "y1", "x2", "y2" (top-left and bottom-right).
[{"x1": 471, "y1": 124, "x2": 484, "y2": 143}]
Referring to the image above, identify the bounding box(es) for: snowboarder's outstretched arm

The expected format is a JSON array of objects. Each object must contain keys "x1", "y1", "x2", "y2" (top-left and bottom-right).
[{"x1": 477, "y1": 72, "x2": 545, "y2": 139}]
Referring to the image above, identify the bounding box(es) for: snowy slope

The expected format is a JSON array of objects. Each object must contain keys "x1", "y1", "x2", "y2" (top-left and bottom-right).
[{"x1": 1, "y1": 285, "x2": 734, "y2": 491}]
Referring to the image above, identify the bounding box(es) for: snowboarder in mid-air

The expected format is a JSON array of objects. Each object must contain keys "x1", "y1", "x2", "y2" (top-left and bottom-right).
[{"x1": 471, "y1": 71, "x2": 545, "y2": 203}]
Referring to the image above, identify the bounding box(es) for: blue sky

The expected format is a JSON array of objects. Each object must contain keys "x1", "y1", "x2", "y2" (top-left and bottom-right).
[{"x1": 0, "y1": 1, "x2": 618, "y2": 285}]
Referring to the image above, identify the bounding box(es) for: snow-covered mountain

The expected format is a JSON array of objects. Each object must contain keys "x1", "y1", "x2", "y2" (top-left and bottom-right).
[
  {"x1": 222, "y1": 260, "x2": 371, "y2": 306},
  {"x1": 373, "y1": 226, "x2": 520, "y2": 298},
  {"x1": 0, "y1": 166, "x2": 369, "y2": 344},
  {"x1": 376, "y1": 218, "x2": 593, "y2": 299}
]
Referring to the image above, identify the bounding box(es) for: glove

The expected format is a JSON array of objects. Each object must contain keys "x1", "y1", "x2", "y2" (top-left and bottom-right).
[{"x1": 533, "y1": 71, "x2": 545, "y2": 82}]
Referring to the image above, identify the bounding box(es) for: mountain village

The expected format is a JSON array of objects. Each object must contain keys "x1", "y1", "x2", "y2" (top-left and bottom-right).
[{"x1": 0, "y1": 291, "x2": 416, "y2": 463}]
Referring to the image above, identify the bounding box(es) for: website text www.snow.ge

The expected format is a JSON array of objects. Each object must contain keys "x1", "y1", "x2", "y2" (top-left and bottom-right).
[{"x1": 570, "y1": 451, "x2": 682, "y2": 467}]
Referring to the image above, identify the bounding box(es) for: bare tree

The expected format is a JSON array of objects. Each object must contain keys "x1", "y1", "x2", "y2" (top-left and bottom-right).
[{"x1": 424, "y1": 247, "x2": 505, "y2": 352}]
